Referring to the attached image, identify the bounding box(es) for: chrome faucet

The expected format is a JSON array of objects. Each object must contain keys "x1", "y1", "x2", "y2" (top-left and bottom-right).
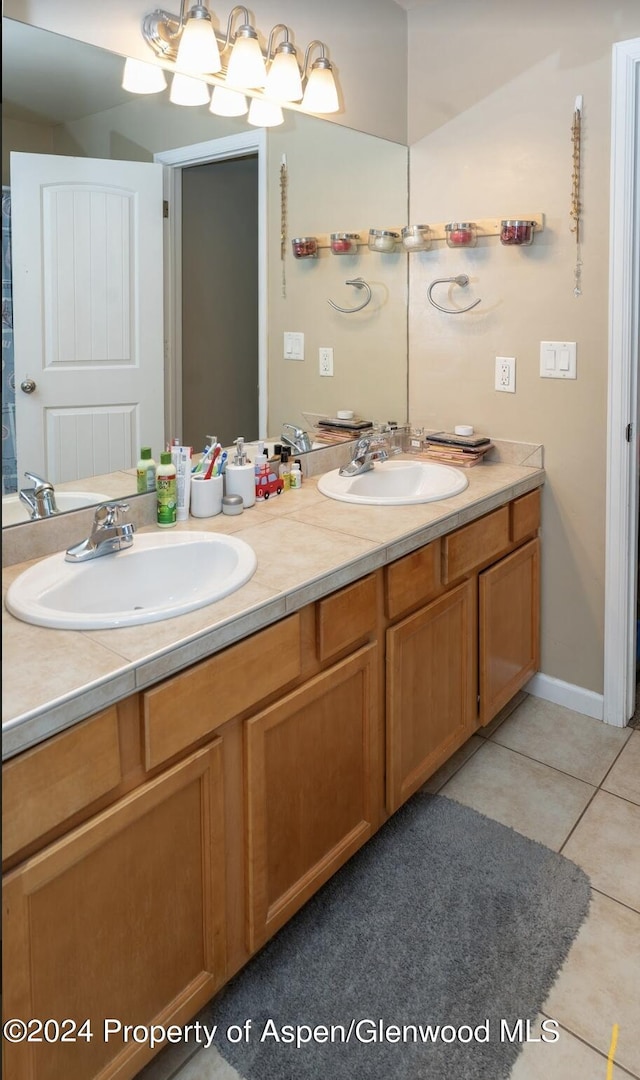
[
  {"x1": 65, "y1": 502, "x2": 135, "y2": 563},
  {"x1": 281, "y1": 424, "x2": 312, "y2": 455},
  {"x1": 339, "y1": 434, "x2": 400, "y2": 477},
  {"x1": 18, "y1": 472, "x2": 60, "y2": 520}
]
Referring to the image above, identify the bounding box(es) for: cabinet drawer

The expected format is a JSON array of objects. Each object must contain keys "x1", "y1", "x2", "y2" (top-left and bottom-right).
[
  {"x1": 510, "y1": 488, "x2": 541, "y2": 543},
  {"x1": 442, "y1": 506, "x2": 510, "y2": 583},
  {"x1": 385, "y1": 540, "x2": 440, "y2": 620},
  {"x1": 2, "y1": 707, "x2": 122, "y2": 861},
  {"x1": 143, "y1": 614, "x2": 302, "y2": 769},
  {"x1": 316, "y1": 574, "x2": 377, "y2": 661}
]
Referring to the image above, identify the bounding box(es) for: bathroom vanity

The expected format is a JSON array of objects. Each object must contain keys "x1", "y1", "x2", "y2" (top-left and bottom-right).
[{"x1": 2, "y1": 456, "x2": 542, "y2": 1080}]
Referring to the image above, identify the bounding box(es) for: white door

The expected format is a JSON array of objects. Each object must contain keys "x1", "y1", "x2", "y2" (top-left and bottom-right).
[{"x1": 11, "y1": 152, "x2": 165, "y2": 485}]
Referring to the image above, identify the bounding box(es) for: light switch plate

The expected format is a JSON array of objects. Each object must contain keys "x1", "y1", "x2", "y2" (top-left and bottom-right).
[
  {"x1": 540, "y1": 341, "x2": 577, "y2": 379},
  {"x1": 284, "y1": 332, "x2": 304, "y2": 361}
]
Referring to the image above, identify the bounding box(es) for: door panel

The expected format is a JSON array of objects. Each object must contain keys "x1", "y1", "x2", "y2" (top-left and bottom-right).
[{"x1": 11, "y1": 152, "x2": 164, "y2": 483}]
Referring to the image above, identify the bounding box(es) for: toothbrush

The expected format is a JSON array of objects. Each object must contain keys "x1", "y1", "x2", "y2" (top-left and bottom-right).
[
  {"x1": 204, "y1": 444, "x2": 221, "y2": 480},
  {"x1": 215, "y1": 451, "x2": 228, "y2": 477}
]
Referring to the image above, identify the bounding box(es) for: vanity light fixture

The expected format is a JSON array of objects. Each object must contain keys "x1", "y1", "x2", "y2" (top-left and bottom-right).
[
  {"x1": 209, "y1": 84, "x2": 248, "y2": 116},
  {"x1": 247, "y1": 97, "x2": 283, "y2": 127},
  {"x1": 301, "y1": 41, "x2": 340, "y2": 114},
  {"x1": 170, "y1": 71, "x2": 211, "y2": 105},
  {"x1": 264, "y1": 25, "x2": 303, "y2": 102},
  {"x1": 224, "y1": 7, "x2": 267, "y2": 88},
  {"x1": 175, "y1": 1, "x2": 221, "y2": 73},
  {"x1": 137, "y1": 2, "x2": 341, "y2": 115},
  {"x1": 121, "y1": 57, "x2": 168, "y2": 94}
]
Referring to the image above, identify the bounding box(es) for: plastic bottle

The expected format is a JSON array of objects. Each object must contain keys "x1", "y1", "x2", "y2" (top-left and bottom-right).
[
  {"x1": 136, "y1": 446, "x2": 156, "y2": 493},
  {"x1": 156, "y1": 451, "x2": 177, "y2": 527},
  {"x1": 290, "y1": 460, "x2": 302, "y2": 489},
  {"x1": 279, "y1": 450, "x2": 291, "y2": 491}
]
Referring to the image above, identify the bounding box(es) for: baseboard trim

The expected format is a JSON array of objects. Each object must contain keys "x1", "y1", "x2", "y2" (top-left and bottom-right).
[{"x1": 525, "y1": 673, "x2": 604, "y2": 721}]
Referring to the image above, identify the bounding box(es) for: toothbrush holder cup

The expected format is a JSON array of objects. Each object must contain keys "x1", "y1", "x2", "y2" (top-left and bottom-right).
[{"x1": 190, "y1": 474, "x2": 223, "y2": 518}]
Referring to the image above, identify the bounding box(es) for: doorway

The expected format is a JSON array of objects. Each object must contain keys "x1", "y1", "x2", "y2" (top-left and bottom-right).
[
  {"x1": 604, "y1": 37, "x2": 640, "y2": 726},
  {"x1": 155, "y1": 130, "x2": 268, "y2": 451},
  {"x1": 181, "y1": 155, "x2": 259, "y2": 449}
]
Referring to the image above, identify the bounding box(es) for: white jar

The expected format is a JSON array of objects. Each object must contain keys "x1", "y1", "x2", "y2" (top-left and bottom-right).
[{"x1": 368, "y1": 229, "x2": 399, "y2": 253}]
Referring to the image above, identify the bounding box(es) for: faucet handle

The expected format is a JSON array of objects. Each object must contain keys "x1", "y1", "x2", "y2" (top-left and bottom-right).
[
  {"x1": 23, "y1": 471, "x2": 53, "y2": 491},
  {"x1": 93, "y1": 501, "x2": 132, "y2": 528}
]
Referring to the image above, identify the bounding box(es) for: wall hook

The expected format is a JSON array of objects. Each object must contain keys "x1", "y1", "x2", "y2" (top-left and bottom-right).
[
  {"x1": 327, "y1": 277, "x2": 372, "y2": 314},
  {"x1": 427, "y1": 274, "x2": 481, "y2": 314}
]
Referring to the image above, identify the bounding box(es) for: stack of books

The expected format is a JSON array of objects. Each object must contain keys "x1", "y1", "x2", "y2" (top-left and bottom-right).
[
  {"x1": 424, "y1": 431, "x2": 493, "y2": 467},
  {"x1": 314, "y1": 418, "x2": 374, "y2": 444}
]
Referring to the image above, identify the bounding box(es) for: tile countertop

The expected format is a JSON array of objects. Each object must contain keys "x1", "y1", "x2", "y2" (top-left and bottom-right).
[{"x1": 1, "y1": 454, "x2": 544, "y2": 761}]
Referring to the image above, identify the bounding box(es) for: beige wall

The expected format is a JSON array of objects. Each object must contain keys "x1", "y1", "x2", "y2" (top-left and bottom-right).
[
  {"x1": 2, "y1": 117, "x2": 55, "y2": 184},
  {"x1": 3, "y1": 0, "x2": 407, "y2": 143},
  {"x1": 267, "y1": 116, "x2": 408, "y2": 435},
  {"x1": 406, "y1": 0, "x2": 640, "y2": 694}
]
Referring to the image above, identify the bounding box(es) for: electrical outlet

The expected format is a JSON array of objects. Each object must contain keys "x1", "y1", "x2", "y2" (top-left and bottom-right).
[
  {"x1": 319, "y1": 346, "x2": 334, "y2": 377},
  {"x1": 495, "y1": 356, "x2": 516, "y2": 393}
]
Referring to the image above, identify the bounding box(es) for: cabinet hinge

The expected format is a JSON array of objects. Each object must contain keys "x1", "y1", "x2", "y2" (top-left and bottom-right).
[
  {"x1": 163, "y1": 200, "x2": 169, "y2": 219},
  {"x1": 626, "y1": 423, "x2": 633, "y2": 442}
]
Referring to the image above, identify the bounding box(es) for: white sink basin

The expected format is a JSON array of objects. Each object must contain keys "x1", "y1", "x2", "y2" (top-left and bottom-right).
[
  {"x1": 317, "y1": 459, "x2": 468, "y2": 505},
  {"x1": 6, "y1": 531, "x2": 257, "y2": 629},
  {"x1": 2, "y1": 491, "x2": 110, "y2": 527}
]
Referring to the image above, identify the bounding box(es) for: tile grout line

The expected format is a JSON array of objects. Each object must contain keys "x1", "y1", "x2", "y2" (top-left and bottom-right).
[{"x1": 538, "y1": 1012, "x2": 640, "y2": 1080}]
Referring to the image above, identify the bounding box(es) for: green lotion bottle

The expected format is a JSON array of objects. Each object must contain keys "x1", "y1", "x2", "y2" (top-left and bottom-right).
[{"x1": 156, "y1": 452, "x2": 177, "y2": 527}]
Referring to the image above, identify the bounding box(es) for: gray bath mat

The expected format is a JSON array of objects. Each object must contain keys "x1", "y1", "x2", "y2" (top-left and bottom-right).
[{"x1": 202, "y1": 792, "x2": 591, "y2": 1080}]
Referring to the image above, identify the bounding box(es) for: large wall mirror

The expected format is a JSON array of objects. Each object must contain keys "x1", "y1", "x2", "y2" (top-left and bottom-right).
[{"x1": 2, "y1": 17, "x2": 409, "y2": 527}]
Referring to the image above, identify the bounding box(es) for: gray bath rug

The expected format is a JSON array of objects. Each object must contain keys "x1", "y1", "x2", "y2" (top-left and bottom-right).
[{"x1": 199, "y1": 792, "x2": 591, "y2": 1080}]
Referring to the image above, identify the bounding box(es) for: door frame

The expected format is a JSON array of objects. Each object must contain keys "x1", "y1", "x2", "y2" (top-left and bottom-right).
[
  {"x1": 155, "y1": 130, "x2": 268, "y2": 443},
  {"x1": 604, "y1": 38, "x2": 640, "y2": 726}
]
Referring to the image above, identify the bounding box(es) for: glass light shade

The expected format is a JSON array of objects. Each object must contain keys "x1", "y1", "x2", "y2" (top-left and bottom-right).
[
  {"x1": 247, "y1": 97, "x2": 284, "y2": 127},
  {"x1": 169, "y1": 73, "x2": 210, "y2": 106},
  {"x1": 176, "y1": 15, "x2": 221, "y2": 74},
  {"x1": 122, "y1": 58, "x2": 167, "y2": 94},
  {"x1": 302, "y1": 62, "x2": 339, "y2": 114},
  {"x1": 209, "y1": 85, "x2": 248, "y2": 117},
  {"x1": 265, "y1": 48, "x2": 302, "y2": 102},
  {"x1": 226, "y1": 33, "x2": 267, "y2": 89}
]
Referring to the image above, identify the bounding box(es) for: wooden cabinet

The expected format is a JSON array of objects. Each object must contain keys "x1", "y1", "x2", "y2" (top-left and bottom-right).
[
  {"x1": 2, "y1": 741, "x2": 226, "y2": 1080},
  {"x1": 386, "y1": 580, "x2": 475, "y2": 812},
  {"x1": 245, "y1": 644, "x2": 378, "y2": 950},
  {"x1": 384, "y1": 488, "x2": 541, "y2": 808},
  {"x1": 479, "y1": 538, "x2": 540, "y2": 725},
  {"x1": 2, "y1": 486, "x2": 541, "y2": 1080}
]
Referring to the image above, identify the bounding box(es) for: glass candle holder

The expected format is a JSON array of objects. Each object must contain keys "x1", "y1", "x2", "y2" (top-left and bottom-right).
[
  {"x1": 291, "y1": 236, "x2": 318, "y2": 259},
  {"x1": 368, "y1": 229, "x2": 400, "y2": 253},
  {"x1": 401, "y1": 225, "x2": 431, "y2": 252},
  {"x1": 500, "y1": 220, "x2": 535, "y2": 246},
  {"x1": 330, "y1": 233, "x2": 360, "y2": 255},
  {"x1": 445, "y1": 222, "x2": 477, "y2": 248}
]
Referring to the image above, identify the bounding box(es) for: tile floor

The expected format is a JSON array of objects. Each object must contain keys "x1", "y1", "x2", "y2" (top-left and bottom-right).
[{"x1": 140, "y1": 694, "x2": 640, "y2": 1080}]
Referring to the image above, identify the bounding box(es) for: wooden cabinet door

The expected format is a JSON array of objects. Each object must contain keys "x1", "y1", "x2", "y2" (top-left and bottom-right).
[
  {"x1": 479, "y1": 538, "x2": 540, "y2": 725},
  {"x1": 2, "y1": 742, "x2": 226, "y2": 1080},
  {"x1": 386, "y1": 579, "x2": 475, "y2": 812},
  {"x1": 246, "y1": 645, "x2": 378, "y2": 951}
]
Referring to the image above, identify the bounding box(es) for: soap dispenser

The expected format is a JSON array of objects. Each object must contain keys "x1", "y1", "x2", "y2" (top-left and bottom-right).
[{"x1": 224, "y1": 437, "x2": 256, "y2": 508}]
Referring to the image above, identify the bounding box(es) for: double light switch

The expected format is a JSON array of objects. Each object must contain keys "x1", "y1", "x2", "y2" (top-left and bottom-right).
[{"x1": 540, "y1": 341, "x2": 577, "y2": 379}]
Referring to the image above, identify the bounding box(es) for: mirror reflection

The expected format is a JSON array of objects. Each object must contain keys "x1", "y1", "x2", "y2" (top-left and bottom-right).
[{"x1": 2, "y1": 18, "x2": 408, "y2": 526}]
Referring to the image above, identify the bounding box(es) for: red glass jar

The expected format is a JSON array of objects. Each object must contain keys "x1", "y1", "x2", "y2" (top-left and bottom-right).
[
  {"x1": 445, "y1": 222, "x2": 477, "y2": 248},
  {"x1": 291, "y1": 237, "x2": 318, "y2": 259},
  {"x1": 330, "y1": 233, "x2": 360, "y2": 255},
  {"x1": 500, "y1": 220, "x2": 535, "y2": 246}
]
